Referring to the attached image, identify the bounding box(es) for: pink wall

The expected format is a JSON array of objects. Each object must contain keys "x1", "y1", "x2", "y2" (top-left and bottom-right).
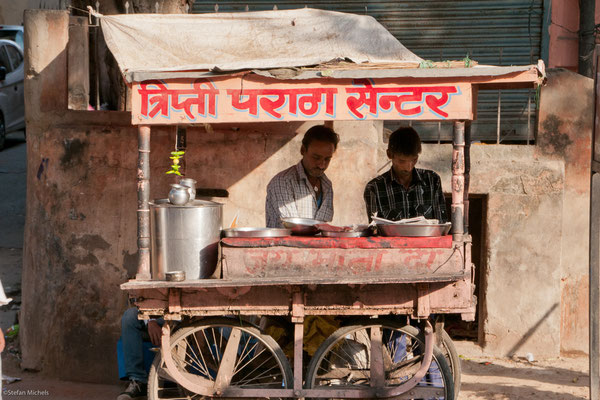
[{"x1": 548, "y1": 0, "x2": 600, "y2": 70}]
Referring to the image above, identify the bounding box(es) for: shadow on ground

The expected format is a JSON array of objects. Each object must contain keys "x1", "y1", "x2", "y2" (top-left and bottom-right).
[{"x1": 460, "y1": 357, "x2": 589, "y2": 399}]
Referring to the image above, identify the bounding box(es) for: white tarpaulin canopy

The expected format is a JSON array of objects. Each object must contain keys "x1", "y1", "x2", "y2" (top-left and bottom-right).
[{"x1": 98, "y1": 8, "x2": 423, "y2": 81}]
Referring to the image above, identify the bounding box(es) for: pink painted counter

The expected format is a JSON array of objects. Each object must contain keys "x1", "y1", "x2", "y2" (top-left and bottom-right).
[
  {"x1": 221, "y1": 235, "x2": 453, "y2": 249},
  {"x1": 221, "y1": 235, "x2": 462, "y2": 280}
]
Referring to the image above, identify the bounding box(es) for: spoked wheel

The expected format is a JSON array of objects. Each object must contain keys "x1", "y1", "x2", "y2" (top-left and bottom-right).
[
  {"x1": 438, "y1": 329, "x2": 461, "y2": 398},
  {"x1": 305, "y1": 319, "x2": 454, "y2": 400},
  {"x1": 148, "y1": 317, "x2": 293, "y2": 400},
  {"x1": 149, "y1": 355, "x2": 198, "y2": 399}
]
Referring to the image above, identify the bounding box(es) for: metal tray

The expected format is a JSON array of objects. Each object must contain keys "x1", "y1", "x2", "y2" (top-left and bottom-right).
[
  {"x1": 377, "y1": 223, "x2": 452, "y2": 237},
  {"x1": 222, "y1": 227, "x2": 291, "y2": 238},
  {"x1": 281, "y1": 217, "x2": 323, "y2": 235}
]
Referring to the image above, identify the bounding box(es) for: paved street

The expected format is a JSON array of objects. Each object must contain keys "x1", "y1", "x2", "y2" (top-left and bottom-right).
[
  {"x1": 0, "y1": 132, "x2": 26, "y2": 335},
  {"x1": 0, "y1": 132, "x2": 26, "y2": 249}
]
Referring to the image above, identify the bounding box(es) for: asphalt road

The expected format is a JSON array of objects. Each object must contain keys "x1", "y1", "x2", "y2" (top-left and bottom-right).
[
  {"x1": 0, "y1": 131, "x2": 26, "y2": 249},
  {"x1": 0, "y1": 131, "x2": 26, "y2": 331}
]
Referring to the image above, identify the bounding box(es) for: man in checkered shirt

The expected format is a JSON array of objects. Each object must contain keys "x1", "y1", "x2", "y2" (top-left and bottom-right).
[
  {"x1": 266, "y1": 125, "x2": 340, "y2": 228},
  {"x1": 364, "y1": 127, "x2": 448, "y2": 223}
]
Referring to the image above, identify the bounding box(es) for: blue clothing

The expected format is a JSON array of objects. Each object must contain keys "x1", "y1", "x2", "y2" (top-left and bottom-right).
[{"x1": 121, "y1": 307, "x2": 163, "y2": 383}]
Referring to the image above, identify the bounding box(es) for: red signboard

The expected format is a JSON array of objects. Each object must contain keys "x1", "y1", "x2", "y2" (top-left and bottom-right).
[{"x1": 131, "y1": 75, "x2": 473, "y2": 124}]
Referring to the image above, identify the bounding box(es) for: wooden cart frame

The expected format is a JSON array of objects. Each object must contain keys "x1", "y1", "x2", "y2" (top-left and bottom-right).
[{"x1": 115, "y1": 26, "x2": 543, "y2": 398}]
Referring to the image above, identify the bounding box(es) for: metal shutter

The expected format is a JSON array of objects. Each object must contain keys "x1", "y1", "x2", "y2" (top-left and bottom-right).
[{"x1": 192, "y1": 0, "x2": 547, "y2": 142}]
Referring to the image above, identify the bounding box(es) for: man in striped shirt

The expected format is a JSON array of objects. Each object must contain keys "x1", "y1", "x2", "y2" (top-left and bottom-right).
[
  {"x1": 266, "y1": 125, "x2": 339, "y2": 228},
  {"x1": 364, "y1": 127, "x2": 448, "y2": 223}
]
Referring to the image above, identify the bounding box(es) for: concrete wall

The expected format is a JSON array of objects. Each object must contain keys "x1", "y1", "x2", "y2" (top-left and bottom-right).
[
  {"x1": 421, "y1": 145, "x2": 565, "y2": 357},
  {"x1": 416, "y1": 69, "x2": 592, "y2": 358},
  {"x1": 537, "y1": 69, "x2": 593, "y2": 355}
]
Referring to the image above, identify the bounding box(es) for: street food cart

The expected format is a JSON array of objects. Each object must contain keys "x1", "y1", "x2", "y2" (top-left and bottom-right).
[{"x1": 95, "y1": 8, "x2": 544, "y2": 399}]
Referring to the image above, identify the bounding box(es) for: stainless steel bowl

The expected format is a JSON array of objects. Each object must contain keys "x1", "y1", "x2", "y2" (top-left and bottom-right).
[
  {"x1": 377, "y1": 222, "x2": 452, "y2": 237},
  {"x1": 281, "y1": 217, "x2": 324, "y2": 235}
]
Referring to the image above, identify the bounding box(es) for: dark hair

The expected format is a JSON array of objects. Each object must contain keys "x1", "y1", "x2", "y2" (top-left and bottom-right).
[
  {"x1": 302, "y1": 125, "x2": 340, "y2": 150},
  {"x1": 388, "y1": 127, "x2": 422, "y2": 156}
]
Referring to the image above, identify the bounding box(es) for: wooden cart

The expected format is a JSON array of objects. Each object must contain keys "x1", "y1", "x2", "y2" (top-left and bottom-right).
[
  {"x1": 123, "y1": 233, "x2": 472, "y2": 399},
  {"x1": 97, "y1": 9, "x2": 545, "y2": 399}
]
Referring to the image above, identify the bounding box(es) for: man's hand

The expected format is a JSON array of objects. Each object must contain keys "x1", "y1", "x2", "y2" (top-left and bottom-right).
[
  {"x1": 148, "y1": 320, "x2": 162, "y2": 346},
  {"x1": 0, "y1": 328, "x2": 5, "y2": 352}
]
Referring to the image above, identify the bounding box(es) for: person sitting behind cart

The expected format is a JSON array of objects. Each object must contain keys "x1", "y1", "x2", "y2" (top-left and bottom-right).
[
  {"x1": 117, "y1": 308, "x2": 163, "y2": 400},
  {"x1": 265, "y1": 124, "x2": 339, "y2": 228},
  {"x1": 364, "y1": 127, "x2": 448, "y2": 223},
  {"x1": 264, "y1": 124, "x2": 341, "y2": 357}
]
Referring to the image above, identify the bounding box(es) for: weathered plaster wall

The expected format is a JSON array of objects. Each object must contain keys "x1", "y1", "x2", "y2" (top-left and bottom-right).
[
  {"x1": 416, "y1": 69, "x2": 592, "y2": 358},
  {"x1": 22, "y1": 124, "x2": 135, "y2": 379},
  {"x1": 21, "y1": 10, "x2": 380, "y2": 382},
  {"x1": 419, "y1": 145, "x2": 565, "y2": 358},
  {"x1": 21, "y1": 12, "x2": 139, "y2": 378},
  {"x1": 537, "y1": 69, "x2": 593, "y2": 355}
]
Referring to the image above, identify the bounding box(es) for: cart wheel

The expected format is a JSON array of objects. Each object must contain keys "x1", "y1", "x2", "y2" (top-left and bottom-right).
[
  {"x1": 438, "y1": 329, "x2": 461, "y2": 398},
  {"x1": 148, "y1": 317, "x2": 293, "y2": 399},
  {"x1": 148, "y1": 355, "x2": 195, "y2": 399},
  {"x1": 305, "y1": 320, "x2": 454, "y2": 400}
]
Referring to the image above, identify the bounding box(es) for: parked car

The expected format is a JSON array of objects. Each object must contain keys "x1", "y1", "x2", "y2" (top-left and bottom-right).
[
  {"x1": 0, "y1": 26, "x2": 23, "y2": 50},
  {"x1": 0, "y1": 39, "x2": 24, "y2": 150}
]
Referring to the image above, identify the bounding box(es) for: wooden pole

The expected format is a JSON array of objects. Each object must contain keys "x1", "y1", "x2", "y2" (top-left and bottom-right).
[
  {"x1": 463, "y1": 121, "x2": 471, "y2": 234},
  {"x1": 451, "y1": 121, "x2": 465, "y2": 240}
]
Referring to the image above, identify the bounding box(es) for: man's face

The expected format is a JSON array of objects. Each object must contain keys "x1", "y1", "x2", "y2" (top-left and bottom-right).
[
  {"x1": 387, "y1": 149, "x2": 418, "y2": 180},
  {"x1": 301, "y1": 140, "x2": 336, "y2": 178}
]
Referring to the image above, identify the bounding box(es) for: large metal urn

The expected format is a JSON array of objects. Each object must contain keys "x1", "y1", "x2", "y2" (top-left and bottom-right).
[{"x1": 150, "y1": 199, "x2": 223, "y2": 280}]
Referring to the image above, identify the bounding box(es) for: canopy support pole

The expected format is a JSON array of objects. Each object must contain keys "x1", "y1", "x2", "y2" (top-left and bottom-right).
[
  {"x1": 464, "y1": 121, "x2": 471, "y2": 234},
  {"x1": 451, "y1": 121, "x2": 465, "y2": 240},
  {"x1": 136, "y1": 125, "x2": 151, "y2": 280}
]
